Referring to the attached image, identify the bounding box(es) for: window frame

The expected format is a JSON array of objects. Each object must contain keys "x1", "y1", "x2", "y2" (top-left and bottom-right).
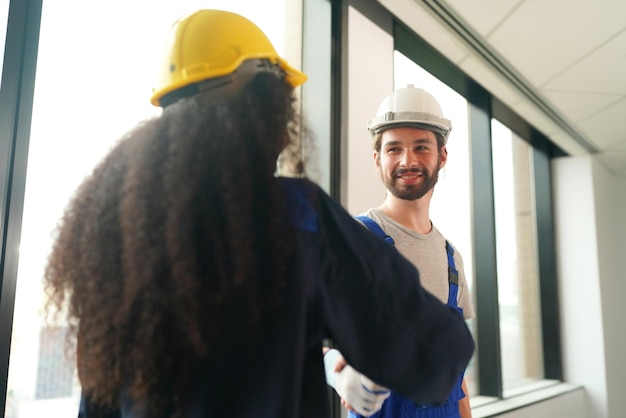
[
  {"x1": 0, "y1": 0, "x2": 43, "y2": 416},
  {"x1": 394, "y1": 20, "x2": 565, "y2": 397}
]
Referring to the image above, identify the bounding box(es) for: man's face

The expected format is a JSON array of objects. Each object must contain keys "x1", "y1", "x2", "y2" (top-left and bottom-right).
[{"x1": 374, "y1": 127, "x2": 447, "y2": 201}]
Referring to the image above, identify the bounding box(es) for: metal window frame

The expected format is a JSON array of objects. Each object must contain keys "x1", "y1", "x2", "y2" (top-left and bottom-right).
[
  {"x1": 328, "y1": 0, "x2": 348, "y2": 202},
  {"x1": 0, "y1": 0, "x2": 43, "y2": 414},
  {"x1": 302, "y1": 0, "x2": 348, "y2": 415},
  {"x1": 492, "y1": 98, "x2": 564, "y2": 380},
  {"x1": 394, "y1": 19, "x2": 564, "y2": 397}
]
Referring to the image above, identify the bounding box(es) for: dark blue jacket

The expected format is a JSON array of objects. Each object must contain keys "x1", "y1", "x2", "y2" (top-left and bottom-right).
[{"x1": 79, "y1": 178, "x2": 474, "y2": 418}]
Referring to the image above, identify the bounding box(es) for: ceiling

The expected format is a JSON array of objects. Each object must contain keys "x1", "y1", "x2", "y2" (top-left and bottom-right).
[{"x1": 377, "y1": 0, "x2": 626, "y2": 176}]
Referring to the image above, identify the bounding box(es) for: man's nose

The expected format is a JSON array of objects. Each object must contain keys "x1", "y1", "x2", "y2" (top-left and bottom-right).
[{"x1": 400, "y1": 151, "x2": 418, "y2": 168}]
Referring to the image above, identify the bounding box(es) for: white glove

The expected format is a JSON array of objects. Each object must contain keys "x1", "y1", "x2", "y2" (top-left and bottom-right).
[{"x1": 324, "y1": 349, "x2": 391, "y2": 417}]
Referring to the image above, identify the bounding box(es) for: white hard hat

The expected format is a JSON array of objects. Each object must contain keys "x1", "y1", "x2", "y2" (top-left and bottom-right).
[{"x1": 367, "y1": 85, "x2": 452, "y2": 144}]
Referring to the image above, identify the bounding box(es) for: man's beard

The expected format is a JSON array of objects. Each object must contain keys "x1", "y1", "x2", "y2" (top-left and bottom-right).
[{"x1": 381, "y1": 160, "x2": 440, "y2": 201}]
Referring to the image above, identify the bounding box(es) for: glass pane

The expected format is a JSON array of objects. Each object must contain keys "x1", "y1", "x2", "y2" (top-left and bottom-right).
[
  {"x1": 6, "y1": 1, "x2": 294, "y2": 417},
  {"x1": 393, "y1": 51, "x2": 477, "y2": 395},
  {"x1": 491, "y1": 119, "x2": 544, "y2": 392}
]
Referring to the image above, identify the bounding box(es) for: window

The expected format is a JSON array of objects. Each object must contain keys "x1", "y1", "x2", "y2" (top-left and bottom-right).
[
  {"x1": 394, "y1": 22, "x2": 562, "y2": 404},
  {"x1": 393, "y1": 51, "x2": 477, "y2": 395},
  {"x1": 491, "y1": 119, "x2": 544, "y2": 392},
  {"x1": 5, "y1": 1, "x2": 296, "y2": 417},
  {"x1": 394, "y1": 51, "x2": 474, "y2": 292}
]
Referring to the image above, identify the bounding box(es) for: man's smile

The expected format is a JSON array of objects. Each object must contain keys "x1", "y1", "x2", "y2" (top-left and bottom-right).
[{"x1": 394, "y1": 170, "x2": 423, "y2": 184}]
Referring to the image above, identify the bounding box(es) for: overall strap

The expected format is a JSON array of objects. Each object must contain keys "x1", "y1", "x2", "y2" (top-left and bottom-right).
[
  {"x1": 354, "y1": 215, "x2": 395, "y2": 246},
  {"x1": 446, "y1": 241, "x2": 459, "y2": 308},
  {"x1": 356, "y1": 215, "x2": 459, "y2": 309}
]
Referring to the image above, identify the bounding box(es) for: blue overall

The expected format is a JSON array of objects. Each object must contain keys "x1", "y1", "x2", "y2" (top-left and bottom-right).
[{"x1": 352, "y1": 216, "x2": 465, "y2": 418}]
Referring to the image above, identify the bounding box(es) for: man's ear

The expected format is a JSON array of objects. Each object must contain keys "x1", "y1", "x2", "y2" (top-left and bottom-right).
[
  {"x1": 373, "y1": 151, "x2": 381, "y2": 170},
  {"x1": 439, "y1": 146, "x2": 448, "y2": 169}
]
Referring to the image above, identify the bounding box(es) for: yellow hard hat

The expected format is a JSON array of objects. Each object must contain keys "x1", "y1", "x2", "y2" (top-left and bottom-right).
[{"x1": 150, "y1": 9, "x2": 308, "y2": 107}]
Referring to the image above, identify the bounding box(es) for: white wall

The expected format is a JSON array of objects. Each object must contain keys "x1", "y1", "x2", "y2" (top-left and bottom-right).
[
  {"x1": 553, "y1": 155, "x2": 626, "y2": 418},
  {"x1": 552, "y1": 156, "x2": 606, "y2": 418},
  {"x1": 345, "y1": 6, "x2": 392, "y2": 214},
  {"x1": 590, "y1": 157, "x2": 626, "y2": 418}
]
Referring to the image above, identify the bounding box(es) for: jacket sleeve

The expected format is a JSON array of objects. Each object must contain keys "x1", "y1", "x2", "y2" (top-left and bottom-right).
[
  {"x1": 78, "y1": 392, "x2": 121, "y2": 418},
  {"x1": 314, "y1": 189, "x2": 475, "y2": 405}
]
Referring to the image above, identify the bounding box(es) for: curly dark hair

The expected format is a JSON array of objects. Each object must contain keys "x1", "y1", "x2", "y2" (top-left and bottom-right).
[{"x1": 44, "y1": 71, "x2": 302, "y2": 417}]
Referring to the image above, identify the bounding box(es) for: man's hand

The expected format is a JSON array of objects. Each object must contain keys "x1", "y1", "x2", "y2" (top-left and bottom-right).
[{"x1": 324, "y1": 349, "x2": 391, "y2": 416}]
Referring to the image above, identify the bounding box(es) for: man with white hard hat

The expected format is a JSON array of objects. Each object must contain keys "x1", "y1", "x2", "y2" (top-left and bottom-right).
[{"x1": 327, "y1": 85, "x2": 475, "y2": 418}]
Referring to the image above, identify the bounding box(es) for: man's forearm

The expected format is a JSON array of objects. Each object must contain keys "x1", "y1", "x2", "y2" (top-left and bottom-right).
[{"x1": 459, "y1": 378, "x2": 472, "y2": 418}]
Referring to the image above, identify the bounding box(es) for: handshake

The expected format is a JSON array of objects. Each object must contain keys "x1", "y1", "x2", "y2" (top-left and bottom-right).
[{"x1": 324, "y1": 349, "x2": 391, "y2": 416}]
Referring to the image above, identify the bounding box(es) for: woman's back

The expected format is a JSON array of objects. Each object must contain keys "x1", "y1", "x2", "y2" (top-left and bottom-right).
[{"x1": 46, "y1": 10, "x2": 475, "y2": 418}]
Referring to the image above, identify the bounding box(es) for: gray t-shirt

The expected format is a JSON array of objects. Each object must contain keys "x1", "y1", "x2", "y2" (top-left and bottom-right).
[{"x1": 362, "y1": 208, "x2": 475, "y2": 320}]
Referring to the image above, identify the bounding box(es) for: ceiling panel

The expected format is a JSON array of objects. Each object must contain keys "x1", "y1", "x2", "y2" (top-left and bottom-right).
[
  {"x1": 443, "y1": 0, "x2": 521, "y2": 36},
  {"x1": 594, "y1": 153, "x2": 626, "y2": 176},
  {"x1": 484, "y1": 0, "x2": 626, "y2": 86},
  {"x1": 578, "y1": 98, "x2": 626, "y2": 149},
  {"x1": 543, "y1": 90, "x2": 621, "y2": 122},
  {"x1": 543, "y1": 29, "x2": 626, "y2": 94},
  {"x1": 607, "y1": 138, "x2": 626, "y2": 152}
]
